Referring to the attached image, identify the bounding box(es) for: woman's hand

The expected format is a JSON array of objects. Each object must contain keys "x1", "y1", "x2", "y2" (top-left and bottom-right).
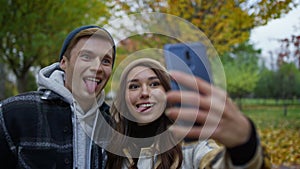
[{"x1": 165, "y1": 71, "x2": 251, "y2": 148}]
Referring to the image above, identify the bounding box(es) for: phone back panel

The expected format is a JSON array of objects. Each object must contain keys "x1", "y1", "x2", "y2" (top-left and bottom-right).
[
  {"x1": 164, "y1": 42, "x2": 212, "y2": 91},
  {"x1": 164, "y1": 42, "x2": 212, "y2": 142}
]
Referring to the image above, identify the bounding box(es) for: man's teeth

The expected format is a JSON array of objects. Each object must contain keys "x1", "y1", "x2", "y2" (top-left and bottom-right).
[{"x1": 86, "y1": 77, "x2": 101, "y2": 83}]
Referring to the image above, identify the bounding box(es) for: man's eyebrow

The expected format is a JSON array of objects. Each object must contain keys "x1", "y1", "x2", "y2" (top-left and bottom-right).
[
  {"x1": 103, "y1": 53, "x2": 113, "y2": 59},
  {"x1": 78, "y1": 49, "x2": 113, "y2": 59},
  {"x1": 78, "y1": 50, "x2": 94, "y2": 55}
]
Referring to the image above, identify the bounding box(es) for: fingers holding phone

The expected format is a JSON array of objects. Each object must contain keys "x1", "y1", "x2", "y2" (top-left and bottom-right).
[{"x1": 165, "y1": 70, "x2": 251, "y2": 148}]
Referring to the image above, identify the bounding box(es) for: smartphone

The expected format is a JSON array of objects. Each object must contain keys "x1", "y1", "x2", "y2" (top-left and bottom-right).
[
  {"x1": 164, "y1": 42, "x2": 212, "y2": 88},
  {"x1": 163, "y1": 42, "x2": 212, "y2": 142}
]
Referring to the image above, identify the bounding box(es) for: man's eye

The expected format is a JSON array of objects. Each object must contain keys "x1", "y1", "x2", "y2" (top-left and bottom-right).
[
  {"x1": 101, "y1": 54, "x2": 113, "y2": 65},
  {"x1": 80, "y1": 54, "x2": 91, "y2": 60},
  {"x1": 102, "y1": 58, "x2": 112, "y2": 65},
  {"x1": 128, "y1": 84, "x2": 139, "y2": 90}
]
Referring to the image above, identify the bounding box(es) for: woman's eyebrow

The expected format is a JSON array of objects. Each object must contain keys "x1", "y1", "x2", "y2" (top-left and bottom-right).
[
  {"x1": 127, "y1": 76, "x2": 158, "y2": 83},
  {"x1": 148, "y1": 76, "x2": 159, "y2": 80},
  {"x1": 127, "y1": 79, "x2": 138, "y2": 83}
]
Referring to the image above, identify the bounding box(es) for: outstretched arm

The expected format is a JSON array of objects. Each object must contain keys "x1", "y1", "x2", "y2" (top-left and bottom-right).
[{"x1": 165, "y1": 71, "x2": 269, "y2": 168}]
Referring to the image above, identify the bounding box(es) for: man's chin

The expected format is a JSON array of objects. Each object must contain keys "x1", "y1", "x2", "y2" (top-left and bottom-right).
[
  {"x1": 75, "y1": 92, "x2": 97, "y2": 101},
  {"x1": 74, "y1": 85, "x2": 104, "y2": 100}
]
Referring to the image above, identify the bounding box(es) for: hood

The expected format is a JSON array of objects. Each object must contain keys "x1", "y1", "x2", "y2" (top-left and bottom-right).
[
  {"x1": 37, "y1": 62, "x2": 106, "y2": 113},
  {"x1": 37, "y1": 62, "x2": 73, "y2": 104}
]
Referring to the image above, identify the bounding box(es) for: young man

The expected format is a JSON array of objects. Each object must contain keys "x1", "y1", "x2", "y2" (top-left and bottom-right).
[{"x1": 0, "y1": 25, "x2": 116, "y2": 169}]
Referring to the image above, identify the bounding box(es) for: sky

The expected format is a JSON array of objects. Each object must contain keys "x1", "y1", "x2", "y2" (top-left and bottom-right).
[{"x1": 249, "y1": 6, "x2": 300, "y2": 68}]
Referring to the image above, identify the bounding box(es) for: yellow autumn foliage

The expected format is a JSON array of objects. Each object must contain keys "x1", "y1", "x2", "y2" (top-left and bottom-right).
[{"x1": 259, "y1": 128, "x2": 300, "y2": 167}]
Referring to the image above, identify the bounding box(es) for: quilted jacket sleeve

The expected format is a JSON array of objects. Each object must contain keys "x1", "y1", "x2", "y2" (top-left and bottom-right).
[{"x1": 198, "y1": 120, "x2": 271, "y2": 169}]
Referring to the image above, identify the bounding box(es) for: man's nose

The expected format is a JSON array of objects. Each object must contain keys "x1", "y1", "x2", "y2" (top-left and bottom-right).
[{"x1": 90, "y1": 57, "x2": 103, "y2": 72}]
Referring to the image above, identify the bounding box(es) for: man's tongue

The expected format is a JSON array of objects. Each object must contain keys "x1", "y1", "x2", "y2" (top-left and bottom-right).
[{"x1": 85, "y1": 80, "x2": 98, "y2": 93}]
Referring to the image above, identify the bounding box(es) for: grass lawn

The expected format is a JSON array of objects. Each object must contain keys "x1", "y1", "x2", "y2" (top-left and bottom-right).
[
  {"x1": 243, "y1": 105, "x2": 300, "y2": 130},
  {"x1": 241, "y1": 101, "x2": 300, "y2": 167}
]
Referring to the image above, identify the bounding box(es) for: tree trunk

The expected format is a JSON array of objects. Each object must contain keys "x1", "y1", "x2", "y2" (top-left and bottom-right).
[
  {"x1": 16, "y1": 72, "x2": 29, "y2": 94},
  {"x1": 283, "y1": 103, "x2": 288, "y2": 116},
  {"x1": 0, "y1": 63, "x2": 5, "y2": 100},
  {"x1": 237, "y1": 97, "x2": 243, "y2": 110}
]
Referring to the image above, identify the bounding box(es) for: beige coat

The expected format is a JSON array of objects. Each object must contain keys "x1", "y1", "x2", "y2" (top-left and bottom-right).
[{"x1": 121, "y1": 139, "x2": 270, "y2": 169}]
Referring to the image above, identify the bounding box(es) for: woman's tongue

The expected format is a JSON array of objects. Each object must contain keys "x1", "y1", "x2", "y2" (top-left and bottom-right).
[
  {"x1": 137, "y1": 104, "x2": 151, "y2": 112},
  {"x1": 85, "y1": 80, "x2": 98, "y2": 93}
]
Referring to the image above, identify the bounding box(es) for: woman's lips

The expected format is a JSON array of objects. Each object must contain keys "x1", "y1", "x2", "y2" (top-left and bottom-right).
[{"x1": 136, "y1": 103, "x2": 154, "y2": 113}]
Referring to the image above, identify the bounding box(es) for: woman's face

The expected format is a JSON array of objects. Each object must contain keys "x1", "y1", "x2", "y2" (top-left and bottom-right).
[{"x1": 125, "y1": 66, "x2": 167, "y2": 125}]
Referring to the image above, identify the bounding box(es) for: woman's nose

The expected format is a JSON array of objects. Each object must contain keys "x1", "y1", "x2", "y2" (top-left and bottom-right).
[{"x1": 140, "y1": 84, "x2": 150, "y2": 99}]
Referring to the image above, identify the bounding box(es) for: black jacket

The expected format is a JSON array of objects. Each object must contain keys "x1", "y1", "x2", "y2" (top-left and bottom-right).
[{"x1": 0, "y1": 90, "x2": 111, "y2": 169}]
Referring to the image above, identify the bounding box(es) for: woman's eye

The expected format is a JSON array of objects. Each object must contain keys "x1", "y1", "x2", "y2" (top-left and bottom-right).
[
  {"x1": 128, "y1": 84, "x2": 139, "y2": 90},
  {"x1": 150, "y1": 81, "x2": 160, "y2": 87}
]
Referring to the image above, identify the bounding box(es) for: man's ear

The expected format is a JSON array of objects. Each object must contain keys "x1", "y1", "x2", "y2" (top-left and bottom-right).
[{"x1": 60, "y1": 56, "x2": 68, "y2": 70}]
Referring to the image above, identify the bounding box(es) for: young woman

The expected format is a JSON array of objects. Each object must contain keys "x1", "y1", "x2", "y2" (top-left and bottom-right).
[{"x1": 106, "y1": 58, "x2": 268, "y2": 169}]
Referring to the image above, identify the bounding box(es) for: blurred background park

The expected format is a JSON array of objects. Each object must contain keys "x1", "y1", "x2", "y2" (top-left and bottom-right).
[{"x1": 0, "y1": 0, "x2": 299, "y2": 168}]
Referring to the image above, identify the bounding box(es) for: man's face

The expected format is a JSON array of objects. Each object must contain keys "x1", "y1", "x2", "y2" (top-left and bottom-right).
[{"x1": 60, "y1": 37, "x2": 113, "y2": 102}]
